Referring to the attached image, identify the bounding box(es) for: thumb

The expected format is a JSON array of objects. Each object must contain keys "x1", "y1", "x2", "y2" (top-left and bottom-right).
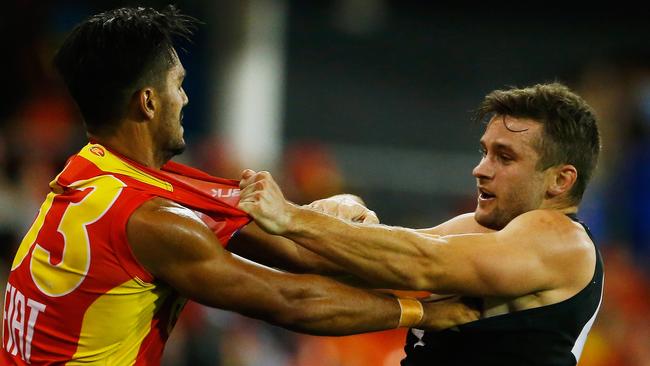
[{"x1": 237, "y1": 199, "x2": 252, "y2": 214}]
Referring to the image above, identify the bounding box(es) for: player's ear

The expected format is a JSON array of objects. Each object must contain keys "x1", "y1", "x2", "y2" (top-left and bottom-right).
[
  {"x1": 546, "y1": 164, "x2": 577, "y2": 198},
  {"x1": 136, "y1": 88, "x2": 156, "y2": 120}
]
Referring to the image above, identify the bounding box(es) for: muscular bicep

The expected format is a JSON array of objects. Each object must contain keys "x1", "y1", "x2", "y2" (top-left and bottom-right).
[
  {"x1": 432, "y1": 233, "x2": 548, "y2": 297},
  {"x1": 127, "y1": 199, "x2": 298, "y2": 317},
  {"x1": 426, "y1": 211, "x2": 590, "y2": 297}
]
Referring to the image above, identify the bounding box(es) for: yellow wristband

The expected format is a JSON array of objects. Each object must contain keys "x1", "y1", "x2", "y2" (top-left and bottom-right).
[{"x1": 397, "y1": 297, "x2": 424, "y2": 328}]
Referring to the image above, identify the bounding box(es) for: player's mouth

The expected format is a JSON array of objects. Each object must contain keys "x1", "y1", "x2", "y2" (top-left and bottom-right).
[{"x1": 478, "y1": 187, "x2": 496, "y2": 201}]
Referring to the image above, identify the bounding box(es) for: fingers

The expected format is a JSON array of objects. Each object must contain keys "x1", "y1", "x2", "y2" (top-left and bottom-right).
[
  {"x1": 239, "y1": 170, "x2": 275, "y2": 190},
  {"x1": 239, "y1": 169, "x2": 257, "y2": 189},
  {"x1": 241, "y1": 169, "x2": 256, "y2": 179},
  {"x1": 238, "y1": 170, "x2": 261, "y2": 211},
  {"x1": 239, "y1": 171, "x2": 269, "y2": 204},
  {"x1": 362, "y1": 210, "x2": 379, "y2": 224},
  {"x1": 306, "y1": 196, "x2": 380, "y2": 224},
  {"x1": 236, "y1": 170, "x2": 292, "y2": 235},
  {"x1": 237, "y1": 170, "x2": 284, "y2": 209},
  {"x1": 306, "y1": 200, "x2": 333, "y2": 215}
]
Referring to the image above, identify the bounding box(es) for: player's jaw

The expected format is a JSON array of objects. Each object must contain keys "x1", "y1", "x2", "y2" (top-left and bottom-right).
[
  {"x1": 474, "y1": 184, "x2": 522, "y2": 230},
  {"x1": 475, "y1": 185, "x2": 501, "y2": 229},
  {"x1": 158, "y1": 111, "x2": 186, "y2": 162}
]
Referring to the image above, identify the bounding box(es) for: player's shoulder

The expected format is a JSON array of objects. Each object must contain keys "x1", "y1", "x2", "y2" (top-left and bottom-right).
[
  {"x1": 508, "y1": 209, "x2": 578, "y2": 231},
  {"x1": 129, "y1": 197, "x2": 210, "y2": 239},
  {"x1": 127, "y1": 199, "x2": 222, "y2": 279},
  {"x1": 505, "y1": 209, "x2": 594, "y2": 254},
  {"x1": 512, "y1": 210, "x2": 597, "y2": 292}
]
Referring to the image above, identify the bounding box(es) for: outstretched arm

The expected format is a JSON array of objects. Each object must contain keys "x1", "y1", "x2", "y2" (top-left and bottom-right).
[
  {"x1": 228, "y1": 223, "x2": 386, "y2": 288},
  {"x1": 127, "y1": 197, "x2": 479, "y2": 335},
  {"x1": 228, "y1": 222, "x2": 343, "y2": 275},
  {"x1": 237, "y1": 170, "x2": 595, "y2": 298}
]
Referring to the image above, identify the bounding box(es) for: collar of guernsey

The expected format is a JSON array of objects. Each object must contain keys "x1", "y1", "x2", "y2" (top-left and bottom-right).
[{"x1": 52, "y1": 142, "x2": 251, "y2": 247}]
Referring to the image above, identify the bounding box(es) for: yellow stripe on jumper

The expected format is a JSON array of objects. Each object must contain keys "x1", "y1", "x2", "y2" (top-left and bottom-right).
[
  {"x1": 78, "y1": 143, "x2": 173, "y2": 192},
  {"x1": 67, "y1": 279, "x2": 171, "y2": 365}
]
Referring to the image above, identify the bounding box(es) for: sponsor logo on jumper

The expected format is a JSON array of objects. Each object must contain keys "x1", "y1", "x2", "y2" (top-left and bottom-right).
[
  {"x1": 3, "y1": 283, "x2": 46, "y2": 363},
  {"x1": 90, "y1": 146, "x2": 105, "y2": 157},
  {"x1": 210, "y1": 188, "x2": 240, "y2": 198}
]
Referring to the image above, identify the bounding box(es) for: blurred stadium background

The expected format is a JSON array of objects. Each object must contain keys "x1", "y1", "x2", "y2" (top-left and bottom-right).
[{"x1": 2, "y1": 1, "x2": 650, "y2": 365}]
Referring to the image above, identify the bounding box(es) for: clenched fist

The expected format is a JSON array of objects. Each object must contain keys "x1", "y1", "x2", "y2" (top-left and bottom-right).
[{"x1": 237, "y1": 169, "x2": 295, "y2": 235}]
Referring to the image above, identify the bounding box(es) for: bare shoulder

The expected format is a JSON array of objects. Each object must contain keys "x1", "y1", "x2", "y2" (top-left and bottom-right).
[
  {"x1": 128, "y1": 197, "x2": 215, "y2": 241},
  {"x1": 503, "y1": 209, "x2": 596, "y2": 288},
  {"x1": 505, "y1": 209, "x2": 591, "y2": 246},
  {"x1": 130, "y1": 197, "x2": 205, "y2": 227},
  {"x1": 127, "y1": 197, "x2": 221, "y2": 278}
]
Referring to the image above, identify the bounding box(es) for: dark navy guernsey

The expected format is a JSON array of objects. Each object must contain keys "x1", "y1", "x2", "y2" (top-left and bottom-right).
[{"x1": 402, "y1": 214, "x2": 604, "y2": 366}]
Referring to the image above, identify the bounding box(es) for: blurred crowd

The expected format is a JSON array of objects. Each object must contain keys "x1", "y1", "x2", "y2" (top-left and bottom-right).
[{"x1": 1, "y1": 2, "x2": 650, "y2": 365}]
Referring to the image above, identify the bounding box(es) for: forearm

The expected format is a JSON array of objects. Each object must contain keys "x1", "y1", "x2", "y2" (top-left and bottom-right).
[
  {"x1": 284, "y1": 206, "x2": 445, "y2": 290},
  {"x1": 230, "y1": 223, "x2": 383, "y2": 288},
  {"x1": 271, "y1": 273, "x2": 402, "y2": 336},
  {"x1": 269, "y1": 274, "x2": 479, "y2": 335},
  {"x1": 172, "y1": 238, "x2": 474, "y2": 336},
  {"x1": 229, "y1": 223, "x2": 351, "y2": 275},
  {"x1": 176, "y1": 253, "x2": 402, "y2": 336}
]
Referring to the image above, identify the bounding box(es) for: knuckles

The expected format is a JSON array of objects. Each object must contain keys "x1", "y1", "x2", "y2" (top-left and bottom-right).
[{"x1": 256, "y1": 171, "x2": 271, "y2": 180}]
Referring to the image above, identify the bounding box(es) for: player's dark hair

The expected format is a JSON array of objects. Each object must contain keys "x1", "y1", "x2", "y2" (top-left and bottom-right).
[
  {"x1": 53, "y1": 5, "x2": 198, "y2": 134},
  {"x1": 476, "y1": 82, "x2": 601, "y2": 204}
]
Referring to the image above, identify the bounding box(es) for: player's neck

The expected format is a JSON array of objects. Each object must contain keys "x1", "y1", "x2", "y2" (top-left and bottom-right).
[
  {"x1": 539, "y1": 199, "x2": 578, "y2": 215},
  {"x1": 88, "y1": 124, "x2": 165, "y2": 169}
]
